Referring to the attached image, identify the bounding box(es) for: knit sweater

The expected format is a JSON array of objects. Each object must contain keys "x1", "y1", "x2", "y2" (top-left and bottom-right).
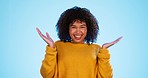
[{"x1": 40, "y1": 41, "x2": 113, "y2": 78}]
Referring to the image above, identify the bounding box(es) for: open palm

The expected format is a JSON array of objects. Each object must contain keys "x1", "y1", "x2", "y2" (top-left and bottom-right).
[
  {"x1": 102, "y1": 36, "x2": 123, "y2": 49},
  {"x1": 36, "y1": 27, "x2": 54, "y2": 48}
]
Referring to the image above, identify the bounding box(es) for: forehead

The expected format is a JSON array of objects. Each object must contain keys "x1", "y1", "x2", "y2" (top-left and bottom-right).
[{"x1": 71, "y1": 20, "x2": 86, "y2": 25}]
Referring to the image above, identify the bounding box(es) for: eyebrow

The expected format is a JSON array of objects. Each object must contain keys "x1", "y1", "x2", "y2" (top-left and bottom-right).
[{"x1": 70, "y1": 24, "x2": 86, "y2": 26}]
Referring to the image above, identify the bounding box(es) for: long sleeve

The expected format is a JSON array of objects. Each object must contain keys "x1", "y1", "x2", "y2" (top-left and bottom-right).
[
  {"x1": 97, "y1": 48, "x2": 113, "y2": 78},
  {"x1": 40, "y1": 45, "x2": 57, "y2": 78}
]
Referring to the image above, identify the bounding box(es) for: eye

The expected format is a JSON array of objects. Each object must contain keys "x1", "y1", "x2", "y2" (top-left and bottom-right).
[
  {"x1": 81, "y1": 27, "x2": 85, "y2": 28},
  {"x1": 81, "y1": 26, "x2": 86, "y2": 28},
  {"x1": 70, "y1": 26, "x2": 76, "y2": 28}
]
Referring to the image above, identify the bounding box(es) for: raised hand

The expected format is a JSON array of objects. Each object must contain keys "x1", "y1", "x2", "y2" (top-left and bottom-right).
[
  {"x1": 36, "y1": 27, "x2": 54, "y2": 48},
  {"x1": 102, "y1": 36, "x2": 123, "y2": 49}
]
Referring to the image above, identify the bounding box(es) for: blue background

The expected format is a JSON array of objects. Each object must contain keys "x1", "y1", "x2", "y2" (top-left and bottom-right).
[{"x1": 1, "y1": 0, "x2": 148, "y2": 78}]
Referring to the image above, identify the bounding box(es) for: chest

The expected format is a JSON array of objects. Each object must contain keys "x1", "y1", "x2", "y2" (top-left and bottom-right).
[{"x1": 57, "y1": 45, "x2": 98, "y2": 63}]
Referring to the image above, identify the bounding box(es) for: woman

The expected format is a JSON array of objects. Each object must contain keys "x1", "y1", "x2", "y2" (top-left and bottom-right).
[{"x1": 36, "y1": 6, "x2": 122, "y2": 78}]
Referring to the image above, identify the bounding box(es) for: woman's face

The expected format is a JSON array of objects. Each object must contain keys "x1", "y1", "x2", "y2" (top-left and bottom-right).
[{"x1": 69, "y1": 20, "x2": 87, "y2": 43}]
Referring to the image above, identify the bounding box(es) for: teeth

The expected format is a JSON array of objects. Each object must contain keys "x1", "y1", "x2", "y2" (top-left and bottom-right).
[{"x1": 75, "y1": 35, "x2": 81, "y2": 38}]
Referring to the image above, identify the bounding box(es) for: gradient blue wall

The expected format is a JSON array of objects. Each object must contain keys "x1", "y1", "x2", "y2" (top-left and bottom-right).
[{"x1": 1, "y1": 0, "x2": 148, "y2": 78}]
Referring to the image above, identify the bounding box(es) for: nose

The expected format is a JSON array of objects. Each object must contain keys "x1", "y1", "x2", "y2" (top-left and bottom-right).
[{"x1": 75, "y1": 28, "x2": 80, "y2": 34}]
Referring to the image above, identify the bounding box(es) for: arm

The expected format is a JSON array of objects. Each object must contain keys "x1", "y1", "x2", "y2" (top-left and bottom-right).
[
  {"x1": 97, "y1": 36, "x2": 122, "y2": 78},
  {"x1": 36, "y1": 28, "x2": 57, "y2": 78},
  {"x1": 40, "y1": 46, "x2": 57, "y2": 78},
  {"x1": 97, "y1": 48, "x2": 113, "y2": 78}
]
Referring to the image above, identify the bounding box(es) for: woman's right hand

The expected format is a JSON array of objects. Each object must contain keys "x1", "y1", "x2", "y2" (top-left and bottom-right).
[{"x1": 36, "y1": 27, "x2": 54, "y2": 48}]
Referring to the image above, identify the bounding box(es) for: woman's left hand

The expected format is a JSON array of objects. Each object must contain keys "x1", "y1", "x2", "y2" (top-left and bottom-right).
[{"x1": 102, "y1": 36, "x2": 123, "y2": 49}]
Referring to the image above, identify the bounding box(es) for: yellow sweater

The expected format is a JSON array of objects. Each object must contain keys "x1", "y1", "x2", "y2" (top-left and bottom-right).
[{"x1": 40, "y1": 41, "x2": 113, "y2": 78}]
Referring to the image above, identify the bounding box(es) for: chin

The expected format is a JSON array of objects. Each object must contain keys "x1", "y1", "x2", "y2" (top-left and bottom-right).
[{"x1": 72, "y1": 40, "x2": 84, "y2": 43}]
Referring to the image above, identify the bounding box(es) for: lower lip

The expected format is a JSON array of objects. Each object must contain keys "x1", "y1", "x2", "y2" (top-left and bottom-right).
[{"x1": 75, "y1": 37, "x2": 81, "y2": 40}]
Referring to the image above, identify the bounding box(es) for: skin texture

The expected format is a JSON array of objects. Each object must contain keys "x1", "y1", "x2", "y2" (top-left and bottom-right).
[
  {"x1": 36, "y1": 28, "x2": 54, "y2": 48},
  {"x1": 69, "y1": 20, "x2": 87, "y2": 44}
]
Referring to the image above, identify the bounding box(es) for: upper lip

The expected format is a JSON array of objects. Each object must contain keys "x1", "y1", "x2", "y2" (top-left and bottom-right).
[{"x1": 74, "y1": 35, "x2": 82, "y2": 37}]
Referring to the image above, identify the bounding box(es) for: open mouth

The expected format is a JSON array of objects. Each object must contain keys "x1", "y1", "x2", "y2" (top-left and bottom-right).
[{"x1": 74, "y1": 35, "x2": 82, "y2": 40}]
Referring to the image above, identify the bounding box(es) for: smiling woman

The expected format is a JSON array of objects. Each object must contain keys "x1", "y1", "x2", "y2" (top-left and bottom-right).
[
  {"x1": 36, "y1": 6, "x2": 122, "y2": 78},
  {"x1": 56, "y1": 6, "x2": 99, "y2": 44},
  {"x1": 69, "y1": 20, "x2": 87, "y2": 44}
]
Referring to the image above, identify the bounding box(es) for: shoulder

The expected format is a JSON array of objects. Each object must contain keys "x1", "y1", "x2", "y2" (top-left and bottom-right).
[
  {"x1": 55, "y1": 40, "x2": 68, "y2": 46},
  {"x1": 90, "y1": 43, "x2": 101, "y2": 49},
  {"x1": 55, "y1": 40, "x2": 63, "y2": 45},
  {"x1": 55, "y1": 40, "x2": 61, "y2": 44},
  {"x1": 54, "y1": 40, "x2": 64, "y2": 48}
]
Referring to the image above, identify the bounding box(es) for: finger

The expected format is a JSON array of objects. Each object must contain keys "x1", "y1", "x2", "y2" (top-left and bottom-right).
[
  {"x1": 46, "y1": 32, "x2": 50, "y2": 38},
  {"x1": 36, "y1": 28, "x2": 46, "y2": 38},
  {"x1": 36, "y1": 28, "x2": 42, "y2": 35},
  {"x1": 115, "y1": 36, "x2": 123, "y2": 43},
  {"x1": 46, "y1": 32, "x2": 54, "y2": 43},
  {"x1": 117, "y1": 36, "x2": 123, "y2": 41},
  {"x1": 36, "y1": 27, "x2": 40, "y2": 33},
  {"x1": 112, "y1": 36, "x2": 123, "y2": 45},
  {"x1": 42, "y1": 34, "x2": 47, "y2": 39},
  {"x1": 36, "y1": 28, "x2": 48, "y2": 40}
]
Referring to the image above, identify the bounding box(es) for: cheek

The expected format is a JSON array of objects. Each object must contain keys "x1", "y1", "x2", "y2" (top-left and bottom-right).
[
  {"x1": 83, "y1": 29, "x2": 87, "y2": 36},
  {"x1": 69, "y1": 29, "x2": 75, "y2": 37},
  {"x1": 69, "y1": 28, "x2": 77, "y2": 34}
]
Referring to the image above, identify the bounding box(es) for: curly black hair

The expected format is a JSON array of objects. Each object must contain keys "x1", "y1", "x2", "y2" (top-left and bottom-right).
[{"x1": 56, "y1": 6, "x2": 99, "y2": 44}]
